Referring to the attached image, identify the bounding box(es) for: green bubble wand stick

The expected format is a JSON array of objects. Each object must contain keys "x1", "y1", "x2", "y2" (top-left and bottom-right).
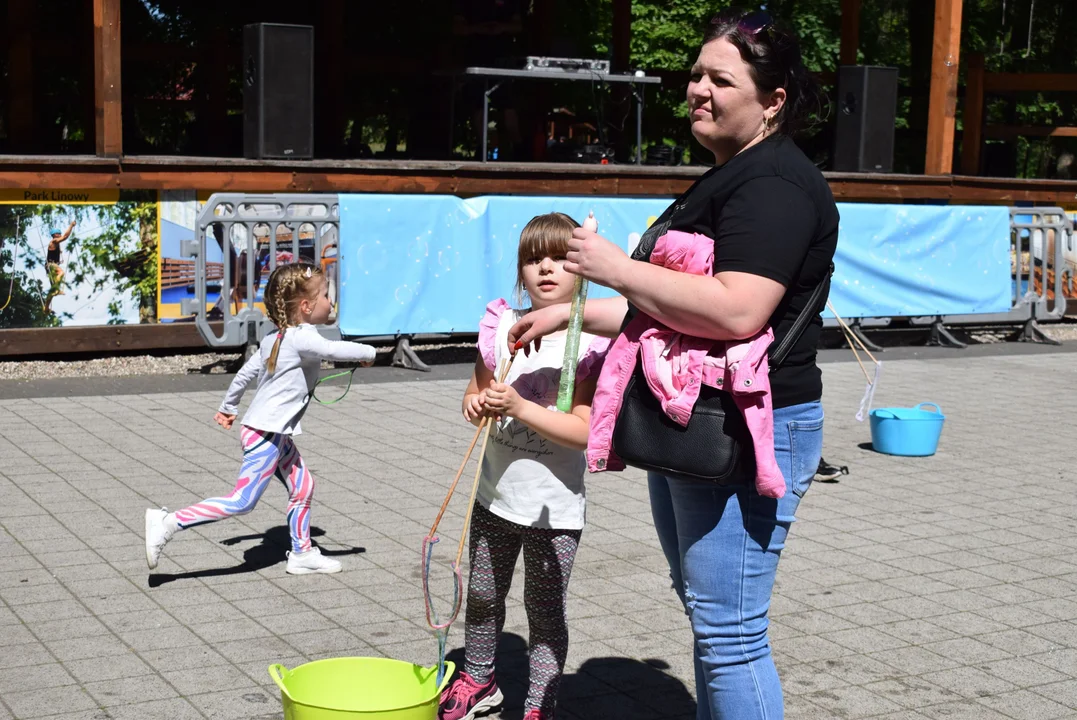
[{"x1": 556, "y1": 211, "x2": 598, "y2": 413}]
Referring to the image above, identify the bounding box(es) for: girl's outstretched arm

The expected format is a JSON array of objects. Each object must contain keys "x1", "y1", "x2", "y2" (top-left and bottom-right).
[
  {"x1": 483, "y1": 374, "x2": 596, "y2": 451},
  {"x1": 293, "y1": 326, "x2": 376, "y2": 365}
]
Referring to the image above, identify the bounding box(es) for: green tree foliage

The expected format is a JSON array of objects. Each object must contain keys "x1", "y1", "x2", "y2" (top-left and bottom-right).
[
  {"x1": 0, "y1": 208, "x2": 60, "y2": 329},
  {"x1": 621, "y1": 0, "x2": 1077, "y2": 175}
]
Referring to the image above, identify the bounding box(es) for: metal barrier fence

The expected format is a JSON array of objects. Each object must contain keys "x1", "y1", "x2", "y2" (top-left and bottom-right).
[
  {"x1": 182, "y1": 194, "x2": 340, "y2": 348},
  {"x1": 905, "y1": 207, "x2": 1070, "y2": 347},
  {"x1": 187, "y1": 193, "x2": 1072, "y2": 359}
]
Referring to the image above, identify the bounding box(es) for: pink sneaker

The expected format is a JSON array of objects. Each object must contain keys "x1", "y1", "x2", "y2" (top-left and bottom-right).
[
  {"x1": 523, "y1": 710, "x2": 554, "y2": 720},
  {"x1": 439, "y1": 671, "x2": 503, "y2": 720}
]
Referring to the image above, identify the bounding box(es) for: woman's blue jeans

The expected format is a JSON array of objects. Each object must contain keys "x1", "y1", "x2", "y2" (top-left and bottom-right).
[{"x1": 648, "y1": 400, "x2": 824, "y2": 720}]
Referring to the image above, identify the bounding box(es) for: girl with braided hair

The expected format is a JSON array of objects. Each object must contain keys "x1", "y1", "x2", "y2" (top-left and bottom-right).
[{"x1": 145, "y1": 262, "x2": 376, "y2": 575}]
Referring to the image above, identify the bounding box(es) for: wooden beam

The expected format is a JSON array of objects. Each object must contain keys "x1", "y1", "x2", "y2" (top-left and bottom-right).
[
  {"x1": 6, "y1": 0, "x2": 35, "y2": 151},
  {"x1": 93, "y1": 0, "x2": 123, "y2": 157},
  {"x1": 960, "y1": 52, "x2": 985, "y2": 176},
  {"x1": 840, "y1": 0, "x2": 862, "y2": 66},
  {"x1": 0, "y1": 323, "x2": 222, "y2": 357},
  {"x1": 1, "y1": 156, "x2": 1076, "y2": 204},
  {"x1": 925, "y1": 0, "x2": 963, "y2": 175},
  {"x1": 83, "y1": 0, "x2": 98, "y2": 154},
  {"x1": 984, "y1": 125, "x2": 1077, "y2": 139},
  {"x1": 984, "y1": 73, "x2": 1077, "y2": 93}
]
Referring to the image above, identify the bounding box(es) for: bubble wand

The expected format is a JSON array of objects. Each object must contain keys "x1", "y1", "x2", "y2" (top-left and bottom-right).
[{"x1": 556, "y1": 211, "x2": 597, "y2": 412}]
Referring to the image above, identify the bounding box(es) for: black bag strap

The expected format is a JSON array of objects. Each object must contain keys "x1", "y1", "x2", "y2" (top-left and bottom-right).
[{"x1": 769, "y1": 262, "x2": 835, "y2": 370}]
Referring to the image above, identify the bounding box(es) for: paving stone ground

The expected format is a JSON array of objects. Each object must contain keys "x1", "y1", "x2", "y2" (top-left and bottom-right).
[{"x1": 1, "y1": 349, "x2": 1075, "y2": 719}]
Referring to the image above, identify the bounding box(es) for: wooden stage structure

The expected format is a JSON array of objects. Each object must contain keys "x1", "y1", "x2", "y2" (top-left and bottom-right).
[
  {"x1": 4, "y1": 0, "x2": 1077, "y2": 203},
  {"x1": 1, "y1": 156, "x2": 1077, "y2": 206},
  {"x1": 4, "y1": 0, "x2": 1077, "y2": 194},
  {"x1": 4, "y1": 0, "x2": 1077, "y2": 358}
]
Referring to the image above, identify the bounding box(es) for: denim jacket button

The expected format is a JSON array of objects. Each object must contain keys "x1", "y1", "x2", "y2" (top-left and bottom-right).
[
  {"x1": 743, "y1": 379, "x2": 753, "y2": 387},
  {"x1": 597, "y1": 458, "x2": 606, "y2": 469}
]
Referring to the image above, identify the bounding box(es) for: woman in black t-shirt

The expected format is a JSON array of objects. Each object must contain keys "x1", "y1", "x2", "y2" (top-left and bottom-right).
[{"x1": 509, "y1": 9, "x2": 837, "y2": 718}]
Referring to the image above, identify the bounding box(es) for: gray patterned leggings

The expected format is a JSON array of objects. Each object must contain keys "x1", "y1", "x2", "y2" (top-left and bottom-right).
[{"x1": 464, "y1": 503, "x2": 582, "y2": 714}]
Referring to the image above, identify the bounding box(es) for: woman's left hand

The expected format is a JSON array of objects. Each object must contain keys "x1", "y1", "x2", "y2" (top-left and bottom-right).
[
  {"x1": 566, "y1": 227, "x2": 630, "y2": 289},
  {"x1": 483, "y1": 381, "x2": 522, "y2": 419}
]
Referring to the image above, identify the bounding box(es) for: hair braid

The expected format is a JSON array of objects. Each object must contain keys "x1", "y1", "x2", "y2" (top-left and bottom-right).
[{"x1": 263, "y1": 262, "x2": 322, "y2": 373}]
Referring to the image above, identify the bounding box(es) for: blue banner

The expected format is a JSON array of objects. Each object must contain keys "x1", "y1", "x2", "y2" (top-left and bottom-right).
[
  {"x1": 338, "y1": 195, "x2": 669, "y2": 335},
  {"x1": 338, "y1": 195, "x2": 1014, "y2": 335},
  {"x1": 826, "y1": 204, "x2": 1012, "y2": 319}
]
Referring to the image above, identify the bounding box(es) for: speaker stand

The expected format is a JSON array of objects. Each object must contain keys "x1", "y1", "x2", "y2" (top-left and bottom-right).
[
  {"x1": 1014, "y1": 318, "x2": 1061, "y2": 346},
  {"x1": 926, "y1": 317, "x2": 967, "y2": 349},
  {"x1": 848, "y1": 320, "x2": 884, "y2": 352},
  {"x1": 392, "y1": 336, "x2": 432, "y2": 372}
]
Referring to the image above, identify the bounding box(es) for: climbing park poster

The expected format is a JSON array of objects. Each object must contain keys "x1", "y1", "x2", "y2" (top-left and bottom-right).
[{"x1": 0, "y1": 189, "x2": 158, "y2": 329}]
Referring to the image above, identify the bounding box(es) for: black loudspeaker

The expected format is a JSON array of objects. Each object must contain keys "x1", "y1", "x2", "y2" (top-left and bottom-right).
[
  {"x1": 243, "y1": 23, "x2": 314, "y2": 159},
  {"x1": 833, "y1": 66, "x2": 898, "y2": 173}
]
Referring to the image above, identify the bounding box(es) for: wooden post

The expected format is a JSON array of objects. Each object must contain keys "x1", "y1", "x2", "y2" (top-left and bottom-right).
[
  {"x1": 960, "y1": 52, "x2": 985, "y2": 176},
  {"x1": 531, "y1": 0, "x2": 557, "y2": 161},
  {"x1": 924, "y1": 0, "x2": 963, "y2": 175},
  {"x1": 613, "y1": 0, "x2": 631, "y2": 72},
  {"x1": 839, "y1": 0, "x2": 861, "y2": 67},
  {"x1": 317, "y1": 0, "x2": 347, "y2": 158},
  {"x1": 206, "y1": 28, "x2": 230, "y2": 156},
  {"x1": 93, "y1": 0, "x2": 123, "y2": 157},
  {"x1": 7, "y1": 0, "x2": 35, "y2": 152},
  {"x1": 612, "y1": 0, "x2": 632, "y2": 162}
]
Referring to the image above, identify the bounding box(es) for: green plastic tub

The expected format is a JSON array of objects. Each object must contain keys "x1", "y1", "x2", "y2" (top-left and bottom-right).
[{"x1": 269, "y1": 658, "x2": 454, "y2": 720}]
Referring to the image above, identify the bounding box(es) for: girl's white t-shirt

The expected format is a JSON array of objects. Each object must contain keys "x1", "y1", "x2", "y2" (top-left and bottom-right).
[{"x1": 478, "y1": 305, "x2": 603, "y2": 531}]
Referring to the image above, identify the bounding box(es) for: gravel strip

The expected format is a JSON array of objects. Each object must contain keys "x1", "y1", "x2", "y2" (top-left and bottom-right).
[
  {"x1": 0, "y1": 351, "x2": 242, "y2": 381},
  {"x1": 0, "y1": 342, "x2": 478, "y2": 381}
]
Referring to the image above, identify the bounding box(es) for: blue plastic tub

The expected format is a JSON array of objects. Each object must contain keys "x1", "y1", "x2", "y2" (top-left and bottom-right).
[{"x1": 869, "y1": 403, "x2": 946, "y2": 456}]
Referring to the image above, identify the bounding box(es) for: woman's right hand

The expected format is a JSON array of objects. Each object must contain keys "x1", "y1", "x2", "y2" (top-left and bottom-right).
[
  {"x1": 507, "y1": 304, "x2": 569, "y2": 356},
  {"x1": 214, "y1": 412, "x2": 236, "y2": 430}
]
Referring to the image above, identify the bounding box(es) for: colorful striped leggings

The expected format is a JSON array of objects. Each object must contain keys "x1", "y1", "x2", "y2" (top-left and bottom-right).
[
  {"x1": 463, "y1": 503, "x2": 581, "y2": 714},
  {"x1": 173, "y1": 426, "x2": 314, "y2": 553}
]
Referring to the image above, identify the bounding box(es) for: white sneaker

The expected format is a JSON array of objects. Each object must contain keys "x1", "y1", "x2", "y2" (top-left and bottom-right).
[
  {"x1": 145, "y1": 508, "x2": 176, "y2": 570},
  {"x1": 286, "y1": 547, "x2": 342, "y2": 575}
]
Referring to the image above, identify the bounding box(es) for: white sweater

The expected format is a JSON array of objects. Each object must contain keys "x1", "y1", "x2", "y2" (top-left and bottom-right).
[{"x1": 219, "y1": 324, "x2": 376, "y2": 435}]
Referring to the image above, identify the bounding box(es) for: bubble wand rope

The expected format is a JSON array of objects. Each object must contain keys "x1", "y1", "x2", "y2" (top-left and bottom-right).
[
  {"x1": 421, "y1": 352, "x2": 516, "y2": 686},
  {"x1": 556, "y1": 211, "x2": 598, "y2": 412}
]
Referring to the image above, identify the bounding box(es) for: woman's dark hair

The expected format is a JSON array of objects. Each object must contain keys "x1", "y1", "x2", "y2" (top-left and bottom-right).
[{"x1": 702, "y1": 8, "x2": 826, "y2": 135}]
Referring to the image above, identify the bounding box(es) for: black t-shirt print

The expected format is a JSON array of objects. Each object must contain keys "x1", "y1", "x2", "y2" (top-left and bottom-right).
[{"x1": 629, "y1": 134, "x2": 840, "y2": 408}]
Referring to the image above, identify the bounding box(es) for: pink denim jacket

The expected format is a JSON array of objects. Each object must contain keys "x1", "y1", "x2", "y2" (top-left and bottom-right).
[{"x1": 587, "y1": 230, "x2": 785, "y2": 498}]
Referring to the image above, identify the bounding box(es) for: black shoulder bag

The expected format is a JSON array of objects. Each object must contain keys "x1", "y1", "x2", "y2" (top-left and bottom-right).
[{"x1": 611, "y1": 264, "x2": 833, "y2": 484}]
